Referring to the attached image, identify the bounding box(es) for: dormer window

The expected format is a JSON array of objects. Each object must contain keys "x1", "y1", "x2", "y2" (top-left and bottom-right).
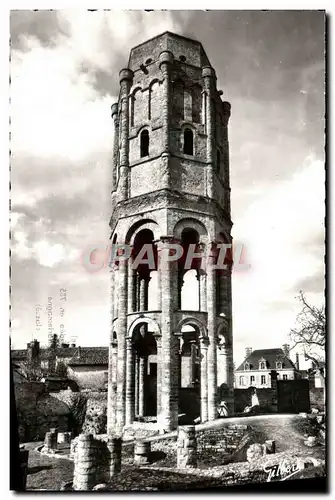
[
  {"x1": 244, "y1": 362, "x2": 250, "y2": 371},
  {"x1": 276, "y1": 361, "x2": 282, "y2": 370},
  {"x1": 259, "y1": 359, "x2": 266, "y2": 370}
]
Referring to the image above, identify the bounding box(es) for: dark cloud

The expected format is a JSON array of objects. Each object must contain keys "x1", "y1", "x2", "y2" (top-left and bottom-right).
[
  {"x1": 79, "y1": 63, "x2": 121, "y2": 99},
  {"x1": 10, "y1": 10, "x2": 71, "y2": 50},
  {"x1": 291, "y1": 268, "x2": 325, "y2": 296}
]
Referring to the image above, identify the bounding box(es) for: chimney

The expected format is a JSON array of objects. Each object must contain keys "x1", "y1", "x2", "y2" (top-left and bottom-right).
[
  {"x1": 27, "y1": 339, "x2": 40, "y2": 365},
  {"x1": 282, "y1": 344, "x2": 290, "y2": 357},
  {"x1": 295, "y1": 353, "x2": 300, "y2": 370},
  {"x1": 245, "y1": 347, "x2": 253, "y2": 358}
]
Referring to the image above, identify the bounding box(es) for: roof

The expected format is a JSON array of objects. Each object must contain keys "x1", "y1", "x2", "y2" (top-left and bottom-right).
[
  {"x1": 67, "y1": 347, "x2": 108, "y2": 366},
  {"x1": 235, "y1": 348, "x2": 297, "y2": 372},
  {"x1": 11, "y1": 349, "x2": 27, "y2": 360},
  {"x1": 11, "y1": 346, "x2": 109, "y2": 366},
  {"x1": 128, "y1": 31, "x2": 211, "y2": 71}
]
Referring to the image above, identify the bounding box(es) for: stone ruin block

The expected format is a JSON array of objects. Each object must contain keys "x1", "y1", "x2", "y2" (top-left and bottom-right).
[
  {"x1": 246, "y1": 443, "x2": 266, "y2": 463},
  {"x1": 57, "y1": 431, "x2": 72, "y2": 445},
  {"x1": 264, "y1": 440, "x2": 276, "y2": 454},
  {"x1": 42, "y1": 430, "x2": 58, "y2": 453},
  {"x1": 108, "y1": 436, "x2": 122, "y2": 476},
  {"x1": 177, "y1": 425, "x2": 197, "y2": 469},
  {"x1": 134, "y1": 441, "x2": 151, "y2": 465}
]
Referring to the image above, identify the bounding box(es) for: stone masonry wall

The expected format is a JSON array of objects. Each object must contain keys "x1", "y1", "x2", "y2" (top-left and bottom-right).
[
  {"x1": 234, "y1": 388, "x2": 275, "y2": 413},
  {"x1": 15, "y1": 382, "x2": 70, "y2": 441},
  {"x1": 67, "y1": 366, "x2": 107, "y2": 391},
  {"x1": 309, "y1": 387, "x2": 325, "y2": 411},
  {"x1": 197, "y1": 423, "x2": 251, "y2": 461}
]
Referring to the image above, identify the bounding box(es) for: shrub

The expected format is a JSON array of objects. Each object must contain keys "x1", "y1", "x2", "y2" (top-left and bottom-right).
[{"x1": 68, "y1": 393, "x2": 87, "y2": 436}]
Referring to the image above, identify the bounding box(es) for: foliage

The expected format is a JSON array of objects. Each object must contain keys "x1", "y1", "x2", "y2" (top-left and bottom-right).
[
  {"x1": 55, "y1": 361, "x2": 68, "y2": 378},
  {"x1": 82, "y1": 407, "x2": 107, "y2": 435},
  {"x1": 20, "y1": 360, "x2": 44, "y2": 382},
  {"x1": 67, "y1": 393, "x2": 87, "y2": 436},
  {"x1": 49, "y1": 333, "x2": 60, "y2": 349}
]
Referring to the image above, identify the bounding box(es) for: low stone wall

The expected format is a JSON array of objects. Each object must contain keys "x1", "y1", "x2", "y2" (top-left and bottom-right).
[{"x1": 196, "y1": 423, "x2": 251, "y2": 464}]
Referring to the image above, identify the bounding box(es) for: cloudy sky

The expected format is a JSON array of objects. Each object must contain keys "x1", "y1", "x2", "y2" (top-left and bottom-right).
[{"x1": 10, "y1": 10, "x2": 325, "y2": 365}]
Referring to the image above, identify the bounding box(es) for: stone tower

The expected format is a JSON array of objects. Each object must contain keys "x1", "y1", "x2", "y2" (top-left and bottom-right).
[{"x1": 108, "y1": 32, "x2": 234, "y2": 434}]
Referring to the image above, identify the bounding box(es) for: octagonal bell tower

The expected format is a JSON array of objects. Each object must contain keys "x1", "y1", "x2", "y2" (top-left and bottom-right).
[{"x1": 108, "y1": 32, "x2": 234, "y2": 434}]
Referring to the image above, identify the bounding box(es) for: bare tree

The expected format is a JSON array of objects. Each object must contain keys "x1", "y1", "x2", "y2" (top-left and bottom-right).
[{"x1": 290, "y1": 290, "x2": 325, "y2": 387}]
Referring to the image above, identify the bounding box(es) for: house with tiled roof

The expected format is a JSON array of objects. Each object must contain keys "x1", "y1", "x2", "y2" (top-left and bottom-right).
[
  {"x1": 234, "y1": 345, "x2": 301, "y2": 389},
  {"x1": 11, "y1": 341, "x2": 109, "y2": 391},
  {"x1": 66, "y1": 347, "x2": 108, "y2": 390}
]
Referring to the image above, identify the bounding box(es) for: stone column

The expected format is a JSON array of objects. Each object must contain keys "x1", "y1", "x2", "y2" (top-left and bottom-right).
[
  {"x1": 207, "y1": 244, "x2": 218, "y2": 421},
  {"x1": 107, "y1": 330, "x2": 117, "y2": 434},
  {"x1": 159, "y1": 51, "x2": 173, "y2": 154},
  {"x1": 110, "y1": 263, "x2": 116, "y2": 324},
  {"x1": 127, "y1": 254, "x2": 135, "y2": 313},
  {"x1": 134, "y1": 441, "x2": 151, "y2": 465},
  {"x1": 107, "y1": 437, "x2": 122, "y2": 477},
  {"x1": 111, "y1": 102, "x2": 119, "y2": 192},
  {"x1": 118, "y1": 68, "x2": 133, "y2": 200},
  {"x1": 43, "y1": 431, "x2": 57, "y2": 451},
  {"x1": 73, "y1": 434, "x2": 96, "y2": 491},
  {"x1": 227, "y1": 343, "x2": 235, "y2": 407},
  {"x1": 135, "y1": 354, "x2": 140, "y2": 417},
  {"x1": 140, "y1": 277, "x2": 147, "y2": 311},
  {"x1": 158, "y1": 237, "x2": 179, "y2": 431},
  {"x1": 125, "y1": 337, "x2": 135, "y2": 425},
  {"x1": 138, "y1": 356, "x2": 147, "y2": 417},
  {"x1": 156, "y1": 264, "x2": 162, "y2": 310},
  {"x1": 116, "y1": 259, "x2": 128, "y2": 433},
  {"x1": 136, "y1": 273, "x2": 141, "y2": 311},
  {"x1": 159, "y1": 51, "x2": 174, "y2": 190},
  {"x1": 199, "y1": 270, "x2": 207, "y2": 311},
  {"x1": 202, "y1": 66, "x2": 216, "y2": 199},
  {"x1": 222, "y1": 100, "x2": 231, "y2": 209},
  {"x1": 177, "y1": 425, "x2": 197, "y2": 469},
  {"x1": 217, "y1": 344, "x2": 229, "y2": 387},
  {"x1": 199, "y1": 336, "x2": 209, "y2": 423},
  {"x1": 155, "y1": 335, "x2": 162, "y2": 419}
]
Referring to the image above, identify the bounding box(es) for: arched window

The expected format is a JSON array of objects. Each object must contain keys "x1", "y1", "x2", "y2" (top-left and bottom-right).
[
  {"x1": 217, "y1": 150, "x2": 221, "y2": 172},
  {"x1": 183, "y1": 128, "x2": 193, "y2": 155},
  {"x1": 276, "y1": 361, "x2": 282, "y2": 370},
  {"x1": 244, "y1": 362, "x2": 250, "y2": 371},
  {"x1": 259, "y1": 360, "x2": 266, "y2": 370},
  {"x1": 140, "y1": 130, "x2": 149, "y2": 157}
]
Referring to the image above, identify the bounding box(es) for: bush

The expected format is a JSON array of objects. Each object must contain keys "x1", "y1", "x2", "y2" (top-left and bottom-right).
[
  {"x1": 68, "y1": 393, "x2": 87, "y2": 436},
  {"x1": 82, "y1": 408, "x2": 107, "y2": 435}
]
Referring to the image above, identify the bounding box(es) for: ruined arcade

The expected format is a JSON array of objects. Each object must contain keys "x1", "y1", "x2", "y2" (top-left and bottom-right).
[{"x1": 108, "y1": 31, "x2": 234, "y2": 434}]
